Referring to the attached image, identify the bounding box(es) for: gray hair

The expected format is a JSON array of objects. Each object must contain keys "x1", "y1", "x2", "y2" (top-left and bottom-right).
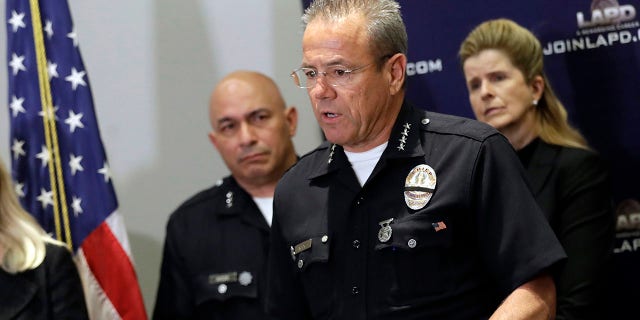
[{"x1": 302, "y1": 0, "x2": 408, "y2": 59}]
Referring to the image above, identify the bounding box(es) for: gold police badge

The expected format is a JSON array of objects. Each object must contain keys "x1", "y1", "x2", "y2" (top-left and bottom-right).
[{"x1": 404, "y1": 164, "x2": 437, "y2": 210}]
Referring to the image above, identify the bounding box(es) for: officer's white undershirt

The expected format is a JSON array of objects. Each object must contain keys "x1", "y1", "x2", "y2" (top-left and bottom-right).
[
  {"x1": 344, "y1": 142, "x2": 388, "y2": 186},
  {"x1": 253, "y1": 197, "x2": 273, "y2": 226}
]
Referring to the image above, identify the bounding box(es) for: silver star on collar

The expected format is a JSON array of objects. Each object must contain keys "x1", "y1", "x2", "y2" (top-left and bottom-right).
[
  {"x1": 225, "y1": 191, "x2": 233, "y2": 208},
  {"x1": 397, "y1": 122, "x2": 410, "y2": 151},
  {"x1": 328, "y1": 144, "x2": 336, "y2": 164}
]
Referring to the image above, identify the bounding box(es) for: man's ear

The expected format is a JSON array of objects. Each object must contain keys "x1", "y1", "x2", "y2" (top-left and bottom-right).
[
  {"x1": 208, "y1": 130, "x2": 219, "y2": 150},
  {"x1": 284, "y1": 106, "x2": 298, "y2": 137},
  {"x1": 388, "y1": 53, "x2": 407, "y2": 95}
]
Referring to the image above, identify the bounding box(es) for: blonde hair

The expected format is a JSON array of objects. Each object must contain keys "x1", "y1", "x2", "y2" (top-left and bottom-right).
[
  {"x1": 0, "y1": 159, "x2": 58, "y2": 273},
  {"x1": 459, "y1": 18, "x2": 589, "y2": 149}
]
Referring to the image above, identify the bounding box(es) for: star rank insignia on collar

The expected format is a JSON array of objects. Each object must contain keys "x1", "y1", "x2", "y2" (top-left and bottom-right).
[
  {"x1": 328, "y1": 144, "x2": 336, "y2": 164},
  {"x1": 397, "y1": 123, "x2": 411, "y2": 151},
  {"x1": 225, "y1": 191, "x2": 233, "y2": 208}
]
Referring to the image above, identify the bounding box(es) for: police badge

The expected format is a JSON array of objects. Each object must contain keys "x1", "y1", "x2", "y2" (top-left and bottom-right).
[{"x1": 404, "y1": 164, "x2": 437, "y2": 210}]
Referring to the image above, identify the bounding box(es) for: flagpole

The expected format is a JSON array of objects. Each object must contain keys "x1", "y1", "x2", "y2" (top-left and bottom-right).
[{"x1": 28, "y1": 0, "x2": 73, "y2": 249}]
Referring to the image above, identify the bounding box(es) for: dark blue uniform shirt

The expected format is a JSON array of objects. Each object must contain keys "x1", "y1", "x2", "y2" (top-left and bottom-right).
[
  {"x1": 266, "y1": 103, "x2": 566, "y2": 320},
  {"x1": 154, "y1": 176, "x2": 273, "y2": 320}
]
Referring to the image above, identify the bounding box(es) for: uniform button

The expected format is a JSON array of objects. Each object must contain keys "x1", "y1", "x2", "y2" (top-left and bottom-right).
[
  {"x1": 352, "y1": 286, "x2": 360, "y2": 295},
  {"x1": 322, "y1": 235, "x2": 328, "y2": 243},
  {"x1": 297, "y1": 259, "x2": 304, "y2": 269},
  {"x1": 352, "y1": 240, "x2": 360, "y2": 249},
  {"x1": 217, "y1": 284, "x2": 227, "y2": 294},
  {"x1": 408, "y1": 238, "x2": 417, "y2": 248}
]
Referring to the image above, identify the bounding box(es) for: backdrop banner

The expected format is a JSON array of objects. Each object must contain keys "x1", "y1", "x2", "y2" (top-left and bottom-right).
[{"x1": 301, "y1": 0, "x2": 639, "y2": 316}]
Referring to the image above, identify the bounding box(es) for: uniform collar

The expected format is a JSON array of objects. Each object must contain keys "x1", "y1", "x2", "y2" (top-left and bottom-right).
[
  {"x1": 307, "y1": 102, "x2": 427, "y2": 180},
  {"x1": 217, "y1": 176, "x2": 271, "y2": 232},
  {"x1": 381, "y1": 102, "x2": 426, "y2": 160},
  {"x1": 305, "y1": 142, "x2": 341, "y2": 179}
]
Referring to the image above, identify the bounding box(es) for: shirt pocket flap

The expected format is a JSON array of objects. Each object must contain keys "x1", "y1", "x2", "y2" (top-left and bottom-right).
[
  {"x1": 294, "y1": 235, "x2": 330, "y2": 272},
  {"x1": 375, "y1": 216, "x2": 451, "y2": 251}
]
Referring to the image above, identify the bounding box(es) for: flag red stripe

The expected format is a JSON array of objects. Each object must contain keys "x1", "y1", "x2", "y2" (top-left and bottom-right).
[{"x1": 82, "y1": 222, "x2": 147, "y2": 320}]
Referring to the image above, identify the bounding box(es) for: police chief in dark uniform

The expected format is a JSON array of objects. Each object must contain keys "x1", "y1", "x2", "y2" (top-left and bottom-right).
[
  {"x1": 265, "y1": 1, "x2": 566, "y2": 319},
  {"x1": 153, "y1": 71, "x2": 298, "y2": 319}
]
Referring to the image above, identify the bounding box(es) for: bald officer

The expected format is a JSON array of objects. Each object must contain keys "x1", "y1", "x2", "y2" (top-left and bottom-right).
[{"x1": 154, "y1": 71, "x2": 298, "y2": 319}]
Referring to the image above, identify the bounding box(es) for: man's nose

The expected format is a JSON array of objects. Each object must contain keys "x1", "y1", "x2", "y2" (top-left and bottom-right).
[
  {"x1": 310, "y1": 75, "x2": 336, "y2": 100},
  {"x1": 238, "y1": 122, "x2": 257, "y2": 145}
]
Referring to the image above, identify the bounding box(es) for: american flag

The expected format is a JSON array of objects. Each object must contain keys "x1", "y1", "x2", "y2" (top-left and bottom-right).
[
  {"x1": 432, "y1": 221, "x2": 447, "y2": 232},
  {"x1": 6, "y1": 0, "x2": 147, "y2": 319}
]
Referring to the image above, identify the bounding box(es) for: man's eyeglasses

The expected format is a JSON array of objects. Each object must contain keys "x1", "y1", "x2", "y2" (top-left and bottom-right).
[
  {"x1": 291, "y1": 63, "x2": 374, "y2": 89},
  {"x1": 291, "y1": 55, "x2": 393, "y2": 89}
]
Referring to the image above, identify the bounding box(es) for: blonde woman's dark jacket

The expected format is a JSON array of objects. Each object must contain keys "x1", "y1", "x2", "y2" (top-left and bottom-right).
[
  {"x1": 0, "y1": 243, "x2": 89, "y2": 320},
  {"x1": 517, "y1": 138, "x2": 614, "y2": 320}
]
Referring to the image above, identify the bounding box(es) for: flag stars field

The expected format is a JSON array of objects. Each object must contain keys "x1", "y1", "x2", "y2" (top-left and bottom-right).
[
  {"x1": 98, "y1": 162, "x2": 112, "y2": 183},
  {"x1": 65, "y1": 110, "x2": 85, "y2": 133},
  {"x1": 11, "y1": 139, "x2": 26, "y2": 160},
  {"x1": 65, "y1": 67, "x2": 87, "y2": 90},
  {"x1": 9, "y1": 53, "x2": 26, "y2": 75},
  {"x1": 10, "y1": 95, "x2": 26, "y2": 117},
  {"x1": 38, "y1": 105, "x2": 59, "y2": 121},
  {"x1": 14, "y1": 182, "x2": 25, "y2": 198},
  {"x1": 69, "y1": 154, "x2": 84, "y2": 175},
  {"x1": 7, "y1": 10, "x2": 26, "y2": 32},
  {"x1": 44, "y1": 20, "x2": 54, "y2": 39},
  {"x1": 67, "y1": 26, "x2": 78, "y2": 47},
  {"x1": 37, "y1": 188, "x2": 54, "y2": 210},
  {"x1": 47, "y1": 61, "x2": 59, "y2": 79},
  {"x1": 36, "y1": 145, "x2": 52, "y2": 168},
  {"x1": 71, "y1": 196, "x2": 83, "y2": 217}
]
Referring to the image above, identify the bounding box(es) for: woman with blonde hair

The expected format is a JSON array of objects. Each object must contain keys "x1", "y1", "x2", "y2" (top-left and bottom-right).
[
  {"x1": 0, "y1": 158, "x2": 88, "y2": 319},
  {"x1": 459, "y1": 18, "x2": 614, "y2": 320}
]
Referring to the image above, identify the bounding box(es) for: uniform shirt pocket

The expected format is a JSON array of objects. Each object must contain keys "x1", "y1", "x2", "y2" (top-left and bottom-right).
[
  {"x1": 374, "y1": 215, "x2": 452, "y2": 303},
  {"x1": 292, "y1": 235, "x2": 334, "y2": 318}
]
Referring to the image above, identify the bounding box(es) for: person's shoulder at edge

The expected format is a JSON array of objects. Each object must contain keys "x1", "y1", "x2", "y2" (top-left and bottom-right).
[
  {"x1": 421, "y1": 109, "x2": 502, "y2": 143},
  {"x1": 43, "y1": 241, "x2": 74, "y2": 265},
  {"x1": 167, "y1": 176, "x2": 234, "y2": 224},
  {"x1": 556, "y1": 142, "x2": 606, "y2": 168},
  {"x1": 278, "y1": 140, "x2": 334, "y2": 178},
  {"x1": 550, "y1": 141, "x2": 611, "y2": 190},
  {"x1": 535, "y1": 139, "x2": 608, "y2": 180}
]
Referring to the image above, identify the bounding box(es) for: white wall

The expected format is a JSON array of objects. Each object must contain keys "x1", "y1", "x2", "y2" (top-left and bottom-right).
[{"x1": 0, "y1": 0, "x2": 321, "y2": 315}]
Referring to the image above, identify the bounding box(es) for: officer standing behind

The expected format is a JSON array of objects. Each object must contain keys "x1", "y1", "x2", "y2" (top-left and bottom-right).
[
  {"x1": 266, "y1": 1, "x2": 566, "y2": 319},
  {"x1": 153, "y1": 70, "x2": 298, "y2": 319}
]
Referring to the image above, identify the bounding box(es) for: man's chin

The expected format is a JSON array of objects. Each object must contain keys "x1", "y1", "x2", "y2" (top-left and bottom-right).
[
  {"x1": 241, "y1": 165, "x2": 270, "y2": 178},
  {"x1": 322, "y1": 131, "x2": 347, "y2": 146}
]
